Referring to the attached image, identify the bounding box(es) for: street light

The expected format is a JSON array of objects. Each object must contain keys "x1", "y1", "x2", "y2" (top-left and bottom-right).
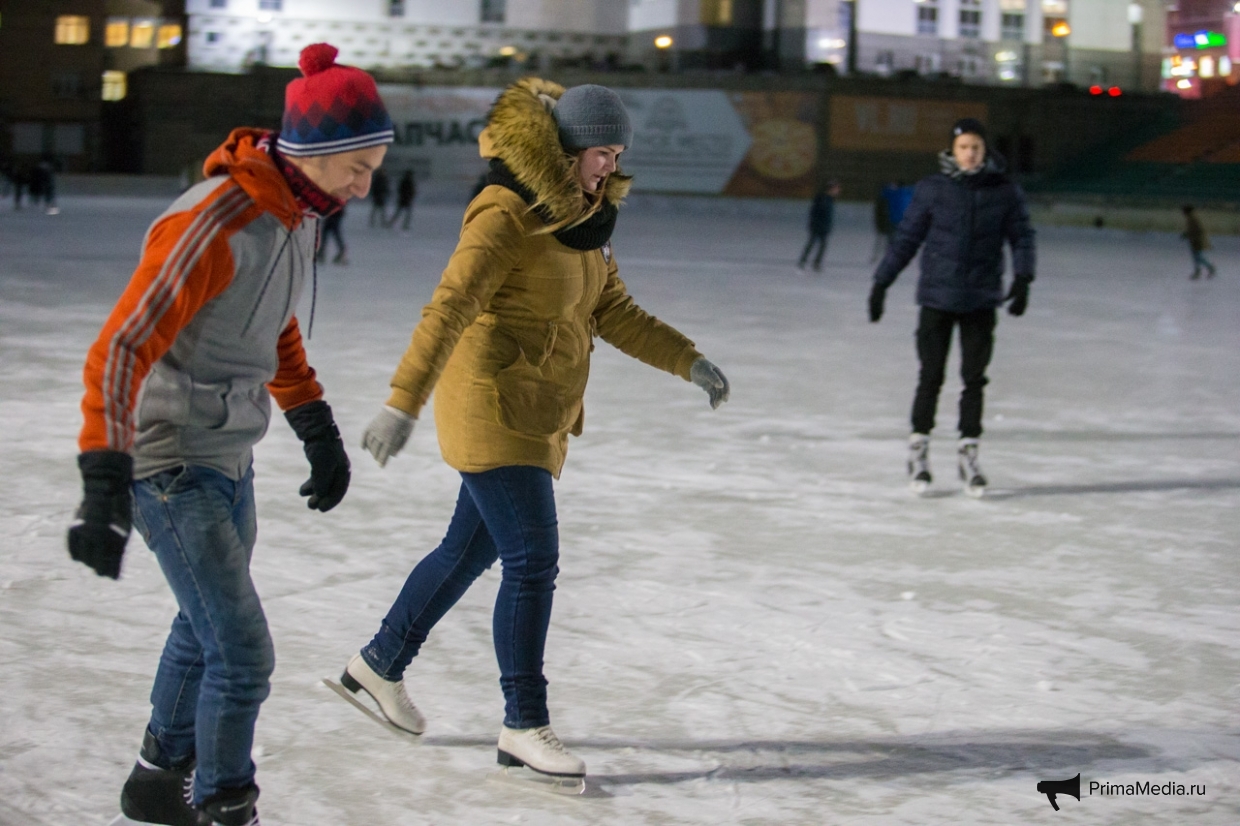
[
  {"x1": 654, "y1": 35, "x2": 673, "y2": 49},
  {"x1": 1051, "y1": 22, "x2": 1071, "y2": 38}
]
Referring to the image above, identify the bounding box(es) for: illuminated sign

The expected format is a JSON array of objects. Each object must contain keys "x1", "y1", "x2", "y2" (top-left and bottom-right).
[{"x1": 1174, "y1": 30, "x2": 1227, "y2": 50}]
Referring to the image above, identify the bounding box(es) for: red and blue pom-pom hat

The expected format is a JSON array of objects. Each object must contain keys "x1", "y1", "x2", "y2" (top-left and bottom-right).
[{"x1": 277, "y1": 43, "x2": 394, "y2": 157}]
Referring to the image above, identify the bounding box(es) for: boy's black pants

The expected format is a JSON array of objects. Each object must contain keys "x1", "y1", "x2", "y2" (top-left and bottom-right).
[{"x1": 911, "y1": 306, "x2": 996, "y2": 439}]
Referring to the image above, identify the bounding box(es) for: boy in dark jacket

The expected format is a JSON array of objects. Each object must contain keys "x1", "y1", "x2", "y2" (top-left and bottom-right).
[
  {"x1": 1182, "y1": 205, "x2": 1216, "y2": 280},
  {"x1": 798, "y1": 181, "x2": 839, "y2": 272},
  {"x1": 868, "y1": 118, "x2": 1035, "y2": 497}
]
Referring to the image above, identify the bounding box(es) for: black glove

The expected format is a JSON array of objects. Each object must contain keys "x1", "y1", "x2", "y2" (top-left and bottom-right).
[
  {"x1": 1006, "y1": 275, "x2": 1032, "y2": 317},
  {"x1": 67, "y1": 450, "x2": 133, "y2": 579},
  {"x1": 868, "y1": 284, "x2": 887, "y2": 323},
  {"x1": 285, "y1": 400, "x2": 350, "y2": 512}
]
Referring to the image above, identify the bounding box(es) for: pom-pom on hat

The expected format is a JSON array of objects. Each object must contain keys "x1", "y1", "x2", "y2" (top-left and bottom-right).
[
  {"x1": 552, "y1": 85, "x2": 633, "y2": 151},
  {"x1": 278, "y1": 43, "x2": 394, "y2": 157}
]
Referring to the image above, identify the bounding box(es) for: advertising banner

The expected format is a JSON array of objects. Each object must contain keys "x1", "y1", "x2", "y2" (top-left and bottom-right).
[
  {"x1": 617, "y1": 89, "x2": 753, "y2": 194},
  {"x1": 377, "y1": 85, "x2": 497, "y2": 192},
  {"x1": 723, "y1": 91, "x2": 819, "y2": 198},
  {"x1": 830, "y1": 96, "x2": 988, "y2": 153},
  {"x1": 376, "y1": 85, "x2": 823, "y2": 198}
]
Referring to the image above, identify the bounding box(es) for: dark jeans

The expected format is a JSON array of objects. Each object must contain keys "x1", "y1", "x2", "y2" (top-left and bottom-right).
[
  {"x1": 131, "y1": 465, "x2": 272, "y2": 803},
  {"x1": 911, "y1": 306, "x2": 996, "y2": 439},
  {"x1": 798, "y1": 231, "x2": 829, "y2": 269},
  {"x1": 361, "y1": 466, "x2": 559, "y2": 729}
]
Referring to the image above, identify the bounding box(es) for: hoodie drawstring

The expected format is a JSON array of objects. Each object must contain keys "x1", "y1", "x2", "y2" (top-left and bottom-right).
[{"x1": 241, "y1": 228, "x2": 294, "y2": 337}]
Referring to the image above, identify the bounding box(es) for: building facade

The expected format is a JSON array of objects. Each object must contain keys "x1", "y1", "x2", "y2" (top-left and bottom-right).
[
  {"x1": 184, "y1": 0, "x2": 1166, "y2": 91},
  {"x1": 0, "y1": 0, "x2": 186, "y2": 170},
  {"x1": 184, "y1": 0, "x2": 627, "y2": 74}
]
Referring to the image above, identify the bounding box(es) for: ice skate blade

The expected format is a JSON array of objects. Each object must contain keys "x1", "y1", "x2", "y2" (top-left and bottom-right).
[
  {"x1": 909, "y1": 480, "x2": 930, "y2": 496},
  {"x1": 322, "y1": 678, "x2": 422, "y2": 741},
  {"x1": 963, "y1": 484, "x2": 986, "y2": 499},
  {"x1": 488, "y1": 766, "x2": 586, "y2": 796}
]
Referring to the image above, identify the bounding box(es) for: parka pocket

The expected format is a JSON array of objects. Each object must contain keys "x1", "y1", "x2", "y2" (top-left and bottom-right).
[{"x1": 493, "y1": 353, "x2": 575, "y2": 436}]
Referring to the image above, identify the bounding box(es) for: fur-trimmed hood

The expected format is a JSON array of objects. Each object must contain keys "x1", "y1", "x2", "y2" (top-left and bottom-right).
[{"x1": 478, "y1": 77, "x2": 631, "y2": 224}]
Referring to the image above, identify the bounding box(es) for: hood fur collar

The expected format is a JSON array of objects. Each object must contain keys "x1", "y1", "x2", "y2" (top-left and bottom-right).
[{"x1": 478, "y1": 78, "x2": 631, "y2": 224}]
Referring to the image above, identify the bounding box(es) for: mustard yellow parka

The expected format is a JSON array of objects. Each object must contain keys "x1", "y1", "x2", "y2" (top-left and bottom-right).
[{"x1": 385, "y1": 78, "x2": 702, "y2": 477}]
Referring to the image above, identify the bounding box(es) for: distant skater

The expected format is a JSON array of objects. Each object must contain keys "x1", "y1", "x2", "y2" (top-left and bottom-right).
[
  {"x1": 319, "y1": 203, "x2": 348, "y2": 264},
  {"x1": 798, "y1": 181, "x2": 839, "y2": 272},
  {"x1": 871, "y1": 183, "x2": 893, "y2": 263},
  {"x1": 369, "y1": 167, "x2": 390, "y2": 227},
  {"x1": 388, "y1": 169, "x2": 417, "y2": 231},
  {"x1": 869, "y1": 118, "x2": 1036, "y2": 497},
  {"x1": 1182, "y1": 205, "x2": 1216, "y2": 280}
]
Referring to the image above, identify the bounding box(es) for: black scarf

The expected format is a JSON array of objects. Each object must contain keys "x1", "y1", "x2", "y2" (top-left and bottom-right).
[{"x1": 486, "y1": 158, "x2": 618, "y2": 251}]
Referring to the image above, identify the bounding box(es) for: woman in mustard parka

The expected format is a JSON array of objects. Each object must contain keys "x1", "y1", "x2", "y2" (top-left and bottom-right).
[{"x1": 334, "y1": 79, "x2": 730, "y2": 781}]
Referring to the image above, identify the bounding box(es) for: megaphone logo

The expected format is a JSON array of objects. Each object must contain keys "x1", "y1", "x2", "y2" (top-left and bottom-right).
[{"x1": 1036, "y1": 773, "x2": 1081, "y2": 811}]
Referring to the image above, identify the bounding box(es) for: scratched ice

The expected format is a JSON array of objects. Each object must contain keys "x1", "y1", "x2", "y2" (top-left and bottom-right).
[{"x1": 2, "y1": 194, "x2": 1238, "y2": 825}]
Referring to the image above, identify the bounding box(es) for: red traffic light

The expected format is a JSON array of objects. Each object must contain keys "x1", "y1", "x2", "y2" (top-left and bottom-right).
[
  {"x1": 1108, "y1": 86, "x2": 1122, "y2": 96},
  {"x1": 1089, "y1": 85, "x2": 1103, "y2": 95}
]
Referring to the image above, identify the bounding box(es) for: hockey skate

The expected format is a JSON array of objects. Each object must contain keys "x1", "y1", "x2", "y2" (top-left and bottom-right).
[
  {"x1": 490, "y1": 725, "x2": 586, "y2": 796},
  {"x1": 322, "y1": 653, "x2": 426, "y2": 737},
  {"x1": 907, "y1": 434, "x2": 932, "y2": 495},
  {"x1": 958, "y1": 438, "x2": 987, "y2": 498},
  {"x1": 109, "y1": 730, "x2": 199, "y2": 826}
]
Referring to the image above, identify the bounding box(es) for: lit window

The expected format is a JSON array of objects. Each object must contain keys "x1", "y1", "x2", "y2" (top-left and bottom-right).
[
  {"x1": 131, "y1": 19, "x2": 155, "y2": 48},
  {"x1": 102, "y1": 70, "x2": 127, "y2": 101},
  {"x1": 106, "y1": 18, "x2": 130, "y2": 47},
  {"x1": 158, "y1": 24, "x2": 182, "y2": 49},
  {"x1": 701, "y1": 0, "x2": 733, "y2": 25},
  {"x1": 55, "y1": 15, "x2": 90, "y2": 45},
  {"x1": 481, "y1": 0, "x2": 506, "y2": 24}
]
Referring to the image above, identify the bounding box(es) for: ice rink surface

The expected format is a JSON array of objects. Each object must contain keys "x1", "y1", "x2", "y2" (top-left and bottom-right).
[{"x1": 1, "y1": 193, "x2": 1238, "y2": 825}]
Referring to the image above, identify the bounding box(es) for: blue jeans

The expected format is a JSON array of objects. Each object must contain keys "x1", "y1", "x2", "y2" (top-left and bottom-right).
[
  {"x1": 361, "y1": 466, "x2": 559, "y2": 729},
  {"x1": 131, "y1": 465, "x2": 274, "y2": 803}
]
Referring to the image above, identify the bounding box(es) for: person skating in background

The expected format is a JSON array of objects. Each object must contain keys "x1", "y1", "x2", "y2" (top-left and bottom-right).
[
  {"x1": 871, "y1": 182, "x2": 894, "y2": 263},
  {"x1": 868, "y1": 118, "x2": 1035, "y2": 497},
  {"x1": 387, "y1": 169, "x2": 417, "y2": 231},
  {"x1": 9, "y1": 160, "x2": 29, "y2": 210},
  {"x1": 319, "y1": 202, "x2": 349, "y2": 264},
  {"x1": 66, "y1": 43, "x2": 390, "y2": 826},
  {"x1": 369, "y1": 166, "x2": 390, "y2": 227},
  {"x1": 335, "y1": 79, "x2": 730, "y2": 787},
  {"x1": 1182, "y1": 204, "x2": 1216, "y2": 280},
  {"x1": 34, "y1": 153, "x2": 60, "y2": 215},
  {"x1": 797, "y1": 181, "x2": 839, "y2": 272}
]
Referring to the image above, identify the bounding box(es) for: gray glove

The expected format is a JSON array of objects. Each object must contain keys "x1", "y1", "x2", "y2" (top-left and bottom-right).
[
  {"x1": 361, "y1": 405, "x2": 415, "y2": 467},
  {"x1": 690, "y1": 357, "x2": 730, "y2": 410}
]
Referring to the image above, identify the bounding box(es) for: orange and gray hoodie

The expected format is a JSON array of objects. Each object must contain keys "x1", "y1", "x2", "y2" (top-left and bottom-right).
[{"x1": 78, "y1": 128, "x2": 324, "y2": 480}]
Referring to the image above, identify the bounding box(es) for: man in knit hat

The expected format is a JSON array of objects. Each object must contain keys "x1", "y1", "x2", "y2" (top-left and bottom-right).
[
  {"x1": 868, "y1": 116, "x2": 1035, "y2": 497},
  {"x1": 68, "y1": 43, "x2": 391, "y2": 826}
]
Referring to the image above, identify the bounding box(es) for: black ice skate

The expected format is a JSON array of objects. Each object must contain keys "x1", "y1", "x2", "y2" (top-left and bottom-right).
[
  {"x1": 958, "y1": 438, "x2": 987, "y2": 498},
  {"x1": 111, "y1": 730, "x2": 199, "y2": 826},
  {"x1": 907, "y1": 434, "x2": 932, "y2": 495}
]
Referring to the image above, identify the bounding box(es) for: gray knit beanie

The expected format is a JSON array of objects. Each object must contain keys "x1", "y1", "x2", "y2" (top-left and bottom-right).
[{"x1": 552, "y1": 85, "x2": 633, "y2": 151}]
